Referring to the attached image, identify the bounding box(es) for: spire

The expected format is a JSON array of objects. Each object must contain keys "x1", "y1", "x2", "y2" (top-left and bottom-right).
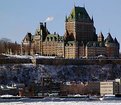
[{"x1": 105, "y1": 33, "x2": 114, "y2": 43}]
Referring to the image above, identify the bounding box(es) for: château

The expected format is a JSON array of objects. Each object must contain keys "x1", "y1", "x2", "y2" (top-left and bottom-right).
[{"x1": 22, "y1": 6, "x2": 120, "y2": 59}]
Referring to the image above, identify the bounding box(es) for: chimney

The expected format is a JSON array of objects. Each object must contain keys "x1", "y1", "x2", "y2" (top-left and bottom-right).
[
  {"x1": 44, "y1": 22, "x2": 46, "y2": 29},
  {"x1": 40, "y1": 22, "x2": 43, "y2": 36},
  {"x1": 44, "y1": 22, "x2": 48, "y2": 35},
  {"x1": 40, "y1": 22, "x2": 43, "y2": 30}
]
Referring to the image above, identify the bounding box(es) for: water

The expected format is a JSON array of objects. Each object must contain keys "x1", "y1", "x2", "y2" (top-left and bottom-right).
[
  {"x1": 0, "y1": 101, "x2": 121, "y2": 105},
  {"x1": 0, "y1": 99, "x2": 121, "y2": 105}
]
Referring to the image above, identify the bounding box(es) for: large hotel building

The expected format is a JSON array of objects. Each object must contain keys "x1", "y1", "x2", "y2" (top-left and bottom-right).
[{"x1": 21, "y1": 6, "x2": 120, "y2": 59}]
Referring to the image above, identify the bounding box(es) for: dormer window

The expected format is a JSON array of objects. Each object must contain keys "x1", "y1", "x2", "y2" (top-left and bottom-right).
[
  {"x1": 78, "y1": 13, "x2": 81, "y2": 17},
  {"x1": 51, "y1": 37, "x2": 53, "y2": 41}
]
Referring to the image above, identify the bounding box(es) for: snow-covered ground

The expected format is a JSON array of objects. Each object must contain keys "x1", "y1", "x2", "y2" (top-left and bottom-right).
[
  {"x1": 0, "y1": 97, "x2": 121, "y2": 105},
  {"x1": 0, "y1": 101, "x2": 121, "y2": 105},
  {"x1": 3, "y1": 54, "x2": 56, "y2": 59}
]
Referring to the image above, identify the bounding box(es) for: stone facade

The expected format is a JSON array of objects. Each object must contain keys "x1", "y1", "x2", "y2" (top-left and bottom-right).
[
  {"x1": 21, "y1": 6, "x2": 120, "y2": 59},
  {"x1": 42, "y1": 34, "x2": 64, "y2": 56}
]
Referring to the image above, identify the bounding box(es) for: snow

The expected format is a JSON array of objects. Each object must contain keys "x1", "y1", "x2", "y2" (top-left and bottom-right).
[
  {"x1": 0, "y1": 101, "x2": 121, "y2": 105},
  {"x1": 0, "y1": 64, "x2": 121, "y2": 85},
  {"x1": 0, "y1": 94, "x2": 14, "y2": 97},
  {"x1": 3, "y1": 54, "x2": 32, "y2": 59},
  {"x1": 34, "y1": 55, "x2": 56, "y2": 59},
  {"x1": 3, "y1": 54, "x2": 56, "y2": 59}
]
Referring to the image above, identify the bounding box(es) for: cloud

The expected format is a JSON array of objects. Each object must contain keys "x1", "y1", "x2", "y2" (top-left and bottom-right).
[{"x1": 45, "y1": 16, "x2": 54, "y2": 22}]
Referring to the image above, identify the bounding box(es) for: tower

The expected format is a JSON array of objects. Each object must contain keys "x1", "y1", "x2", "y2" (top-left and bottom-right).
[
  {"x1": 33, "y1": 22, "x2": 49, "y2": 55},
  {"x1": 105, "y1": 33, "x2": 116, "y2": 57},
  {"x1": 22, "y1": 32, "x2": 32, "y2": 55},
  {"x1": 98, "y1": 32, "x2": 104, "y2": 42},
  {"x1": 64, "y1": 6, "x2": 97, "y2": 44}
]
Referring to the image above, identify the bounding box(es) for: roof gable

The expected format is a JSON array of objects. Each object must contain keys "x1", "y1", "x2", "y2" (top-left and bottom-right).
[{"x1": 23, "y1": 32, "x2": 33, "y2": 42}]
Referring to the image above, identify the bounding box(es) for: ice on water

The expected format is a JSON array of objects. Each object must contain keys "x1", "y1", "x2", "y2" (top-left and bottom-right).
[{"x1": 0, "y1": 101, "x2": 121, "y2": 105}]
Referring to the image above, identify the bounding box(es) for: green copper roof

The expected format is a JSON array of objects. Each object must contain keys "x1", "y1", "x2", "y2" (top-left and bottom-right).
[
  {"x1": 105, "y1": 33, "x2": 114, "y2": 43},
  {"x1": 65, "y1": 41, "x2": 76, "y2": 46},
  {"x1": 67, "y1": 6, "x2": 91, "y2": 22},
  {"x1": 45, "y1": 34, "x2": 64, "y2": 41},
  {"x1": 47, "y1": 34, "x2": 59, "y2": 38}
]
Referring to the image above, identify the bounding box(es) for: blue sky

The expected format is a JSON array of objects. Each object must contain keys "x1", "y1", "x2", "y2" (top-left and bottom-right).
[{"x1": 0, "y1": 0, "x2": 121, "y2": 46}]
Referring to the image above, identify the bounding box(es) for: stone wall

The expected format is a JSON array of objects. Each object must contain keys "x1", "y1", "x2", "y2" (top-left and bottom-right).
[
  {"x1": 0, "y1": 57, "x2": 121, "y2": 65},
  {"x1": 0, "y1": 58, "x2": 32, "y2": 64},
  {"x1": 36, "y1": 58, "x2": 121, "y2": 65}
]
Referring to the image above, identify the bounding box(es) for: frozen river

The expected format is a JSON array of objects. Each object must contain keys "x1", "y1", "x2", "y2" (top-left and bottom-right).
[
  {"x1": 0, "y1": 99, "x2": 121, "y2": 105},
  {"x1": 1, "y1": 101, "x2": 121, "y2": 105}
]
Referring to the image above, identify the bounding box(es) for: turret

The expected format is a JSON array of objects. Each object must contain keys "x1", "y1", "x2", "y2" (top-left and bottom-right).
[
  {"x1": 98, "y1": 32, "x2": 104, "y2": 42},
  {"x1": 105, "y1": 33, "x2": 119, "y2": 58},
  {"x1": 105, "y1": 33, "x2": 114, "y2": 44}
]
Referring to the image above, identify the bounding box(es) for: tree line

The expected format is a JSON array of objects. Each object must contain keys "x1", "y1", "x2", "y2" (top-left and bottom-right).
[{"x1": 0, "y1": 38, "x2": 21, "y2": 55}]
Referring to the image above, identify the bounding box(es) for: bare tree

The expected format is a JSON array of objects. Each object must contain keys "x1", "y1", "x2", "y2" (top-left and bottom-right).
[{"x1": 0, "y1": 38, "x2": 21, "y2": 55}]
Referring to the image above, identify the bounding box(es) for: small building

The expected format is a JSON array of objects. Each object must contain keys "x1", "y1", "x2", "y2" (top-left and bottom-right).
[
  {"x1": 85, "y1": 81, "x2": 100, "y2": 95},
  {"x1": 60, "y1": 82, "x2": 85, "y2": 96},
  {"x1": 100, "y1": 81, "x2": 119, "y2": 96}
]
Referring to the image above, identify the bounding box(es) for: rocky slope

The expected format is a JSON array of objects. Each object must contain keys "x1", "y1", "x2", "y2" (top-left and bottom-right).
[{"x1": 0, "y1": 64, "x2": 121, "y2": 85}]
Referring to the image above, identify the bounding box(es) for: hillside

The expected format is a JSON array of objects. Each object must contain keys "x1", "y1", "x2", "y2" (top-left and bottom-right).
[{"x1": 0, "y1": 63, "x2": 121, "y2": 86}]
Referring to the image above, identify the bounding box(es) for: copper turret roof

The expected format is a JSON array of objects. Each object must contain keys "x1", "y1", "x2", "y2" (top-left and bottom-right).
[{"x1": 105, "y1": 33, "x2": 114, "y2": 43}]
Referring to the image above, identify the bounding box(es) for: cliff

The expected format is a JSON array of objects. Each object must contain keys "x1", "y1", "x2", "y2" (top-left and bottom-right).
[{"x1": 0, "y1": 56, "x2": 121, "y2": 85}]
